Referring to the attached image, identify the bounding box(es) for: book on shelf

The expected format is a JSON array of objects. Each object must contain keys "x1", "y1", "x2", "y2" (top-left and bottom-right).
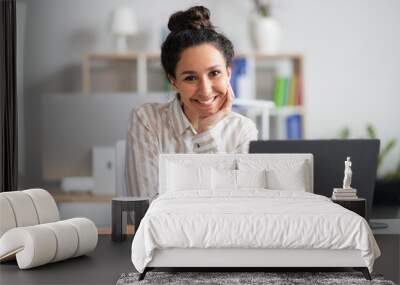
[
  {"x1": 230, "y1": 57, "x2": 254, "y2": 99},
  {"x1": 333, "y1": 188, "x2": 357, "y2": 193},
  {"x1": 288, "y1": 75, "x2": 297, "y2": 106},
  {"x1": 230, "y1": 58, "x2": 244, "y2": 98},
  {"x1": 332, "y1": 193, "x2": 359, "y2": 199},
  {"x1": 273, "y1": 75, "x2": 302, "y2": 108},
  {"x1": 333, "y1": 192, "x2": 358, "y2": 197},
  {"x1": 286, "y1": 114, "x2": 302, "y2": 140},
  {"x1": 296, "y1": 76, "x2": 303, "y2": 106},
  {"x1": 332, "y1": 188, "x2": 358, "y2": 199},
  {"x1": 272, "y1": 77, "x2": 285, "y2": 107},
  {"x1": 281, "y1": 78, "x2": 287, "y2": 106}
]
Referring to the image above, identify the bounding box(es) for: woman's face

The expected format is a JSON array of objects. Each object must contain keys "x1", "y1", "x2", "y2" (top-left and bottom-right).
[{"x1": 170, "y1": 43, "x2": 231, "y2": 118}]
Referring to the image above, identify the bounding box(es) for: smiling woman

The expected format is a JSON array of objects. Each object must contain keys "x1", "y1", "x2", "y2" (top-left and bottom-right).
[
  {"x1": 171, "y1": 44, "x2": 233, "y2": 133},
  {"x1": 125, "y1": 6, "x2": 258, "y2": 197}
]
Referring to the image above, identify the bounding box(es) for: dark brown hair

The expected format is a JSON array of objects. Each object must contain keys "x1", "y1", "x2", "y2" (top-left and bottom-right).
[{"x1": 161, "y1": 6, "x2": 234, "y2": 79}]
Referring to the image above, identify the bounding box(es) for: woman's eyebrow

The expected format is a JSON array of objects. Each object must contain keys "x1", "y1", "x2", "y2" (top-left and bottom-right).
[
  {"x1": 180, "y1": 65, "x2": 223, "y2": 76},
  {"x1": 180, "y1": 70, "x2": 196, "y2": 75},
  {"x1": 206, "y1": 64, "x2": 223, "y2": 70}
]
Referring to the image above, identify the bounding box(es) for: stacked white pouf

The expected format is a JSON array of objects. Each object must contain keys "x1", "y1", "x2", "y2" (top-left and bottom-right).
[{"x1": 0, "y1": 189, "x2": 98, "y2": 269}]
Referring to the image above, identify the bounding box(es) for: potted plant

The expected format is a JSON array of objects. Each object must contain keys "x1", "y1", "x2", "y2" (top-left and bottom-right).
[
  {"x1": 365, "y1": 125, "x2": 400, "y2": 205},
  {"x1": 251, "y1": 0, "x2": 282, "y2": 53},
  {"x1": 338, "y1": 124, "x2": 400, "y2": 205}
]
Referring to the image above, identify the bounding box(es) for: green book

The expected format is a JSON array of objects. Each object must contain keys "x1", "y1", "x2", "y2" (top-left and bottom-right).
[
  {"x1": 273, "y1": 77, "x2": 285, "y2": 107},
  {"x1": 282, "y1": 77, "x2": 290, "y2": 106}
]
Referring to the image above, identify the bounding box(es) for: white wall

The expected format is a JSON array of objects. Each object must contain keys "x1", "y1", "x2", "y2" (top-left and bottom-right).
[
  {"x1": 275, "y1": 0, "x2": 400, "y2": 175},
  {"x1": 21, "y1": 0, "x2": 400, "y2": 185}
]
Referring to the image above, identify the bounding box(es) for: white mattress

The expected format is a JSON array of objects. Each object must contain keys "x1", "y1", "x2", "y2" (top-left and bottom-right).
[{"x1": 131, "y1": 190, "x2": 380, "y2": 273}]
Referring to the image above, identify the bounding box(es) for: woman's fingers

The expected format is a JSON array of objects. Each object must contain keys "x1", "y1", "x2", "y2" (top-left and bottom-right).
[
  {"x1": 218, "y1": 93, "x2": 230, "y2": 113},
  {"x1": 225, "y1": 84, "x2": 234, "y2": 109},
  {"x1": 229, "y1": 83, "x2": 235, "y2": 100},
  {"x1": 197, "y1": 84, "x2": 234, "y2": 133},
  {"x1": 217, "y1": 84, "x2": 232, "y2": 112}
]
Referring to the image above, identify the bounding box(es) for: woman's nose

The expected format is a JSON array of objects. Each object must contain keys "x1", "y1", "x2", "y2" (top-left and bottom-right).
[{"x1": 198, "y1": 78, "x2": 212, "y2": 97}]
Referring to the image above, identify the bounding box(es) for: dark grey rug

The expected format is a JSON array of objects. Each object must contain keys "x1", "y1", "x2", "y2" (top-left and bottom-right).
[{"x1": 116, "y1": 271, "x2": 396, "y2": 285}]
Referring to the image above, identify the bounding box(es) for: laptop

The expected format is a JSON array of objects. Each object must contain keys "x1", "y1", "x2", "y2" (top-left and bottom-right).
[{"x1": 249, "y1": 139, "x2": 380, "y2": 220}]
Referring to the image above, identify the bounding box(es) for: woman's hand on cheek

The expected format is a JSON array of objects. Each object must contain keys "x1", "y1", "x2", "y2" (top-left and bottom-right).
[{"x1": 197, "y1": 84, "x2": 234, "y2": 133}]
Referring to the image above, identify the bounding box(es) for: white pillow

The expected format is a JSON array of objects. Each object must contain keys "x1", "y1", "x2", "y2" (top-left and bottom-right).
[
  {"x1": 167, "y1": 163, "x2": 212, "y2": 191},
  {"x1": 266, "y1": 161, "x2": 307, "y2": 191},
  {"x1": 212, "y1": 169, "x2": 267, "y2": 190},
  {"x1": 212, "y1": 169, "x2": 236, "y2": 190},
  {"x1": 236, "y1": 169, "x2": 267, "y2": 189}
]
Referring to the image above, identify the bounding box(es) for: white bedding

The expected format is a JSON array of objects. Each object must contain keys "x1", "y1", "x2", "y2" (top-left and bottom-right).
[{"x1": 131, "y1": 190, "x2": 380, "y2": 273}]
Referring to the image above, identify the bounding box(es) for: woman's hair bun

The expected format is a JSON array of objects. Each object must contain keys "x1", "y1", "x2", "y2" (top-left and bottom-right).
[{"x1": 168, "y1": 6, "x2": 214, "y2": 33}]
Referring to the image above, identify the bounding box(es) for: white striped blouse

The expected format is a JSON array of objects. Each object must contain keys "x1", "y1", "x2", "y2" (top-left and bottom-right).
[{"x1": 125, "y1": 96, "x2": 258, "y2": 198}]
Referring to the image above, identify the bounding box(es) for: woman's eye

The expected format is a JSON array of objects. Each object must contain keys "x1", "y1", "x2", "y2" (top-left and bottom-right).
[
  {"x1": 184, "y1": 75, "x2": 196, "y2": 81},
  {"x1": 209, "y1": 70, "x2": 221, "y2": 77}
]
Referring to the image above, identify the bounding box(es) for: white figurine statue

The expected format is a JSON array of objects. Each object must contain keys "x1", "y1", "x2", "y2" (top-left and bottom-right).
[{"x1": 342, "y1": 157, "x2": 352, "y2": 189}]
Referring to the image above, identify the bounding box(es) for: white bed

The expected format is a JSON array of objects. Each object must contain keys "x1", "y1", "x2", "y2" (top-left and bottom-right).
[{"x1": 131, "y1": 154, "x2": 380, "y2": 280}]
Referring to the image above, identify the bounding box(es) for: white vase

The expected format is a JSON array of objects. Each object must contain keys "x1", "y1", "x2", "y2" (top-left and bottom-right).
[{"x1": 252, "y1": 16, "x2": 282, "y2": 54}]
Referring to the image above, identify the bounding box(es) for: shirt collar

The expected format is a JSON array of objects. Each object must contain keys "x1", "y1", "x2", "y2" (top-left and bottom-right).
[{"x1": 169, "y1": 96, "x2": 197, "y2": 136}]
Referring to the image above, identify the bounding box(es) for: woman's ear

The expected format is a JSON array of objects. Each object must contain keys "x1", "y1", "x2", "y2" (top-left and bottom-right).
[
  {"x1": 168, "y1": 75, "x2": 178, "y2": 91},
  {"x1": 226, "y1": 65, "x2": 232, "y2": 80}
]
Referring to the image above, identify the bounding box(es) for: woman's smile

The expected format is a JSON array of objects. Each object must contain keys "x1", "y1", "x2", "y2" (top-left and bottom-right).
[{"x1": 191, "y1": 95, "x2": 221, "y2": 108}]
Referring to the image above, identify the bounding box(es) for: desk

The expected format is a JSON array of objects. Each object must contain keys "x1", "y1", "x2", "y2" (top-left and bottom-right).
[{"x1": 0, "y1": 236, "x2": 133, "y2": 285}]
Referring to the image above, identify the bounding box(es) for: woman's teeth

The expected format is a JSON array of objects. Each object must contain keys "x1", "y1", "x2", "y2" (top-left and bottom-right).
[{"x1": 196, "y1": 97, "x2": 216, "y2": 105}]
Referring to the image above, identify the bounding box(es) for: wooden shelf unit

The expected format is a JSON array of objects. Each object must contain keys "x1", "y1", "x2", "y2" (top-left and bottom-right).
[
  {"x1": 82, "y1": 52, "x2": 161, "y2": 95},
  {"x1": 81, "y1": 51, "x2": 305, "y2": 139}
]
